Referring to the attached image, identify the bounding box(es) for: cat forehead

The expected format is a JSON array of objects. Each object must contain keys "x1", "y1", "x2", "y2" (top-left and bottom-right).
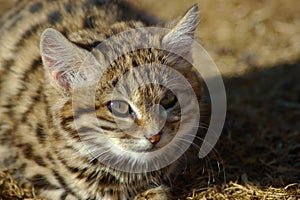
[
  {"x1": 39, "y1": 4, "x2": 199, "y2": 94},
  {"x1": 66, "y1": 21, "x2": 156, "y2": 51},
  {"x1": 98, "y1": 63, "x2": 170, "y2": 99},
  {"x1": 111, "y1": 49, "x2": 167, "y2": 67}
]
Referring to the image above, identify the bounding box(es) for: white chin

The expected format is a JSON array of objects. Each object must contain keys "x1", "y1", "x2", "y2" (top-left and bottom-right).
[{"x1": 131, "y1": 139, "x2": 154, "y2": 152}]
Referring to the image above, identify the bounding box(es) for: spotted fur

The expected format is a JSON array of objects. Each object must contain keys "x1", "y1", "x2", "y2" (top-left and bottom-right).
[{"x1": 0, "y1": 1, "x2": 201, "y2": 199}]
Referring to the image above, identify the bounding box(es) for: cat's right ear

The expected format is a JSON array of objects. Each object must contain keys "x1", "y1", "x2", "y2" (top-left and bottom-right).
[
  {"x1": 162, "y1": 5, "x2": 199, "y2": 59},
  {"x1": 40, "y1": 28, "x2": 89, "y2": 91}
]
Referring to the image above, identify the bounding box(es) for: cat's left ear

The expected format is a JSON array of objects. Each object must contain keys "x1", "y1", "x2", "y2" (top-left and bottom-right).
[
  {"x1": 162, "y1": 4, "x2": 199, "y2": 57},
  {"x1": 40, "y1": 28, "x2": 99, "y2": 92}
]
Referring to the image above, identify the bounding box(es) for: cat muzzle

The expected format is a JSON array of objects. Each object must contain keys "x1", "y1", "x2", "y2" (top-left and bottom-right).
[{"x1": 145, "y1": 132, "x2": 162, "y2": 144}]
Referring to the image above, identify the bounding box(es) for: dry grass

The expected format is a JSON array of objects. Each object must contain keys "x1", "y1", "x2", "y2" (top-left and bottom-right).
[
  {"x1": 187, "y1": 182, "x2": 299, "y2": 200},
  {"x1": 0, "y1": 0, "x2": 299, "y2": 199},
  {"x1": 0, "y1": 168, "x2": 46, "y2": 200}
]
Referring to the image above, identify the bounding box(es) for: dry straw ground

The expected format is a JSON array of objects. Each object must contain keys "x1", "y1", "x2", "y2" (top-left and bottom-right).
[{"x1": 0, "y1": 0, "x2": 299, "y2": 199}]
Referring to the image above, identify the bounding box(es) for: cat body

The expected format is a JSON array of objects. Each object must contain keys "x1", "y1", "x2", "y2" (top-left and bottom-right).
[{"x1": 0, "y1": 0, "x2": 201, "y2": 199}]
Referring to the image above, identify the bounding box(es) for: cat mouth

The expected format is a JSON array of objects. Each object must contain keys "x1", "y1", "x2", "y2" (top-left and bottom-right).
[
  {"x1": 143, "y1": 145, "x2": 161, "y2": 152},
  {"x1": 131, "y1": 133, "x2": 172, "y2": 153},
  {"x1": 131, "y1": 143, "x2": 162, "y2": 153}
]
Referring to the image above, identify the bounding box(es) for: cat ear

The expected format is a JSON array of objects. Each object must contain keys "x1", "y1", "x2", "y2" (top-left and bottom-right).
[
  {"x1": 40, "y1": 28, "x2": 89, "y2": 91},
  {"x1": 162, "y1": 4, "x2": 199, "y2": 57}
]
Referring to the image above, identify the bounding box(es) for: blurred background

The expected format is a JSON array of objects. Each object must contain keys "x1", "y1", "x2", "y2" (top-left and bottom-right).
[
  {"x1": 0, "y1": 0, "x2": 299, "y2": 199},
  {"x1": 131, "y1": 0, "x2": 300, "y2": 75},
  {"x1": 1, "y1": 0, "x2": 299, "y2": 75}
]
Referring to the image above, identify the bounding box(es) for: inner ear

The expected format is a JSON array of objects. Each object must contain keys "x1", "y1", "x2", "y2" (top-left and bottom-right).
[
  {"x1": 40, "y1": 28, "x2": 89, "y2": 91},
  {"x1": 162, "y1": 5, "x2": 199, "y2": 56}
]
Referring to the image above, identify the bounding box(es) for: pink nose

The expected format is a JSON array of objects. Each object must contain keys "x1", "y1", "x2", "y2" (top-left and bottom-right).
[{"x1": 145, "y1": 132, "x2": 162, "y2": 144}]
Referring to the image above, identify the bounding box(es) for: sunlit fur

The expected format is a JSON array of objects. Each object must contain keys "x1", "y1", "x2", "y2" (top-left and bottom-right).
[{"x1": 0, "y1": 0, "x2": 201, "y2": 199}]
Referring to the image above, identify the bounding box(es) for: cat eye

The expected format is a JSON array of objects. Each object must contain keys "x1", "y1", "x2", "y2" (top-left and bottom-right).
[
  {"x1": 160, "y1": 90, "x2": 178, "y2": 109},
  {"x1": 107, "y1": 100, "x2": 132, "y2": 118}
]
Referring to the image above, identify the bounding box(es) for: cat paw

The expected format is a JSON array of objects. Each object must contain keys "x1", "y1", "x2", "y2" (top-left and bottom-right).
[{"x1": 134, "y1": 186, "x2": 171, "y2": 200}]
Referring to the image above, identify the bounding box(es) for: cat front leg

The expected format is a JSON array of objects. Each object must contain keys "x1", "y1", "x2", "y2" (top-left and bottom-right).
[{"x1": 134, "y1": 185, "x2": 171, "y2": 200}]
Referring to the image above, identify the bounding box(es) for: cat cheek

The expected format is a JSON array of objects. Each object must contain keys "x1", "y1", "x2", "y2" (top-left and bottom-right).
[{"x1": 129, "y1": 139, "x2": 152, "y2": 152}]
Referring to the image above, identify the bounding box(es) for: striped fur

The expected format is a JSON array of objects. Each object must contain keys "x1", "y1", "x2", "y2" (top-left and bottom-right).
[{"x1": 0, "y1": 1, "x2": 201, "y2": 199}]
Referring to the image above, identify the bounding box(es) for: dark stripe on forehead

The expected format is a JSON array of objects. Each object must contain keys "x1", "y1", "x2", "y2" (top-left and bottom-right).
[{"x1": 130, "y1": 68, "x2": 141, "y2": 85}]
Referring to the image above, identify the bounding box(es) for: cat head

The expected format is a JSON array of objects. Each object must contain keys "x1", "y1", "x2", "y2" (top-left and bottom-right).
[{"x1": 40, "y1": 5, "x2": 201, "y2": 171}]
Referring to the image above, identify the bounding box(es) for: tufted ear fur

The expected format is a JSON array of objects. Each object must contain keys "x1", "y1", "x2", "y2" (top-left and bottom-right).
[
  {"x1": 40, "y1": 28, "x2": 92, "y2": 91},
  {"x1": 162, "y1": 5, "x2": 199, "y2": 58}
]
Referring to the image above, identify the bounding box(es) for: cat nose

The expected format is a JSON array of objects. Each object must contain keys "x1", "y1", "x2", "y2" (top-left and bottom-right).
[{"x1": 145, "y1": 132, "x2": 162, "y2": 144}]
